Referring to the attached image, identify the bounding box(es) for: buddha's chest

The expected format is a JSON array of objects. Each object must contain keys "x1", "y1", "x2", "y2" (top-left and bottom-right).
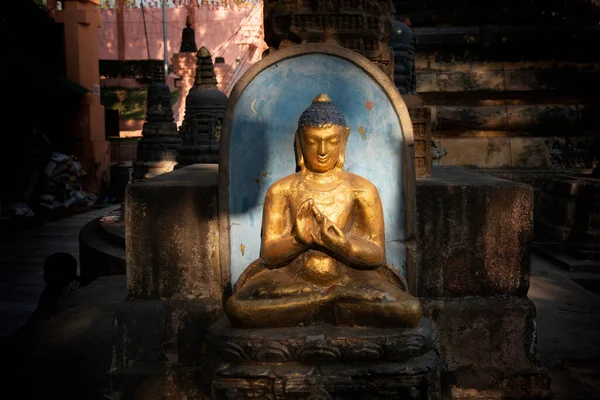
[{"x1": 291, "y1": 185, "x2": 354, "y2": 226}]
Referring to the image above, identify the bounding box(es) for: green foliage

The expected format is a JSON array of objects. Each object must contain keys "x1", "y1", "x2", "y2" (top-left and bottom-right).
[{"x1": 101, "y1": 87, "x2": 180, "y2": 120}]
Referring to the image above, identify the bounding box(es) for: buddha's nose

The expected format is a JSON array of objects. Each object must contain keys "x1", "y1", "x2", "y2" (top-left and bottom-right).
[{"x1": 318, "y1": 141, "x2": 326, "y2": 155}]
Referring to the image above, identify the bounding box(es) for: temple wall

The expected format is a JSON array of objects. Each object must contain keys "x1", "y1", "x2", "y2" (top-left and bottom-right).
[
  {"x1": 416, "y1": 51, "x2": 600, "y2": 169},
  {"x1": 394, "y1": 2, "x2": 600, "y2": 173}
]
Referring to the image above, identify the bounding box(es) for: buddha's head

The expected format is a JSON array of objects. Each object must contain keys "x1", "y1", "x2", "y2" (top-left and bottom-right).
[{"x1": 296, "y1": 94, "x2": 351, "y2": 173}]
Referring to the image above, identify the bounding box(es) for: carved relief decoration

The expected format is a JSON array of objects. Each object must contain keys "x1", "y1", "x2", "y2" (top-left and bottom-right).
[{"x1": 264, "y1": 0, "x2": 396, "y2": 79}]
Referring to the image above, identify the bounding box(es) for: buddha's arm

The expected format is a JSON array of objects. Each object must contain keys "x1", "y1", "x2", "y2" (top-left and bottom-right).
[
  {"x1": 318, "y1": 185, "x2": 386, "y2": 270},
  {"x1": 260, "y1": 185, "x2": 308, "y2": 269},
  {"x1": 327, "y1": 232, "x2": 385, "y2": 270},
  {"x1": 342, "y1": 235, "x2": 386, "y2": 270}
]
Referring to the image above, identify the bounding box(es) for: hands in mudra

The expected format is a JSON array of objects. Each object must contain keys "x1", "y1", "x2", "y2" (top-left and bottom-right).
[{"x1": 293, "y1": 198, "x2": 348, "y2": 251}]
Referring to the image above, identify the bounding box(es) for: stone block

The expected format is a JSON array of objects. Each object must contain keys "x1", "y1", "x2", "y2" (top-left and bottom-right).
[
  {"x1": 423, "y1": 297, "x2": 537, "y2": 371},
  {"x1": 510, "y1": 138, "x2": 551, "y2": 169},
  {"x1": 208, "y1": 354, "x2": 442, "y2": 399},
  {"x1": 572, "y1": 69, "x2": 600, "y2": 92},
  {"x1": 438, "y1": 71, "x2": 505, "y2": 92},
  {"x1": 109, "y1": 299, "x2": 222, "y2": 399},
  {"x1": 416, "y1": 167, "x2": 532, "y2": 297},
  {"x1": 469, "y1": 61, "x2": 504, "y2": 71},
  {"x1": 417, "y1": 71, "x2": 441, "y2": 92},
  {"x1": 437, "y1": 138, "x2": 511, "y2": 168},
  {"x1": 437, "y1": 106, "x2": 507, "y2": 131},
  {"x1": 504, "y1": 69, "x2": 571, "y2": 91},
  {"x1": 207, "y1": 316, "x2": 434, "y2": 364},
  {"x1": 112, "y1": 300, "x2": 168, "y2": 373},
  {"x1": 422, "y1": 297, "x2": 549, "y2": 400},
  {"x1": 415, "y1": 53, "x2": 430, "y2": 70},
  {"x1": 447, "y1": 369, "x2": 551, "y2": 400},
  {"x1": 434, "y1": 104, "x2": 583, "y2": 135},
  {"x1": 167, "y1": 299, "x2": 222, "y2": 367},
  {"x1": 111, "y1": 300, "x2": 221, "y2": 371},
  {"x1": 506, "y1": 105, "x2": 579, "y2": 133},
  {"x1": 579, "y1": 103, "x2": 600, "y2": 131},
  {"x1": 125, "y1": 164, "x2": 223, "y2": 300}
]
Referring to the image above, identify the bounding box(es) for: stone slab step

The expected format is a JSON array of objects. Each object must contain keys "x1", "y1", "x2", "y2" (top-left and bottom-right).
[{"x1": 532, "y1": 242, "x2": 600, "y2": 273}]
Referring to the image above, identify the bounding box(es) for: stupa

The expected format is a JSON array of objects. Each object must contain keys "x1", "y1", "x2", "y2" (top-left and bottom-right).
[
  {"x1": 132, "y1": 65, "x2": 181, "y2": 181},
  {"x1": 177, "y1": 47, "x2": 228, "y2": 166},
  {"x1": 179, "y1": 15, "x2": 198, "y2": 53}
]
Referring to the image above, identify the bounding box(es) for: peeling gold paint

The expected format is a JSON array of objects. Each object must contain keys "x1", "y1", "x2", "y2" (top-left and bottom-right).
[
  {"x1": 262, "y1": 171, "x2": 269, "y2": 177},
  {"x1": 240, "y1": 244, "x2": 246, "y2": 256},
  {"x1": 254, "y1": 178, "x2": 261, "y2": 184},
  {"x1": 365, "y1": 101, "x2": 374, "y2": 110}
]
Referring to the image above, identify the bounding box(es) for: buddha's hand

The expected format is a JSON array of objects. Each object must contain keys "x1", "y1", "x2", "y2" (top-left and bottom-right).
[
  {"x1": 293, "y1": 198, "x2": 316, "y2": 245},
  {"x1": 310, "y1": 206, "x2": 348, "y2": 252}
]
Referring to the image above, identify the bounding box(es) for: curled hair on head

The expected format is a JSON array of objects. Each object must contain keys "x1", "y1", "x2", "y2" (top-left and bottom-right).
[
  {"x1": 298, "y1": 94, "x2": 347, "y2": 130},
  {"x1": 295, "y1": 94, "x2": 350, "y2": 171}
]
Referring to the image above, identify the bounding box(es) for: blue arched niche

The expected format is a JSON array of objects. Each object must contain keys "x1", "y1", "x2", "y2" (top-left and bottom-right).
[{"x1": 227, "y1": 53, "x2": 407, "y2": 284}]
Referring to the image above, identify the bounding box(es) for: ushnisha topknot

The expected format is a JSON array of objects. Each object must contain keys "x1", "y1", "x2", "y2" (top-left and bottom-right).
[{"x1": 298, "y1": 93, "x2": 347, "y2": 129}]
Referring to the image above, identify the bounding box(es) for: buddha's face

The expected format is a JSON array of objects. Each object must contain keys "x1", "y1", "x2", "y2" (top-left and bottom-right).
[{"x1": 301, "y1": 125, "x2": 345, "y2": 173}]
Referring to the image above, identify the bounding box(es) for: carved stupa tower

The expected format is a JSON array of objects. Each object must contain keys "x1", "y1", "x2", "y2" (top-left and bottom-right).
[
  {"x1": 389, "y1": 18, "x2": 433, "y2": 177},
  {"x1": 179, "y1": 15, "x2": 198, "y2": 53},
  {"x1": 132, "y1": 65, "x2": 182, "y2": 180},
  {"x1": 389, "y1": 19, "x2": 415, "y2": 95},
  {"x1": 177, "y1": 46, "x2": 228, "y2": 166}
]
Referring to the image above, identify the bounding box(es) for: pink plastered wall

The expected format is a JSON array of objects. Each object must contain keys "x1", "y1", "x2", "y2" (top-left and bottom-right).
[{"x1": 97, "y1": 4, "x2": 266, "y2": 93}]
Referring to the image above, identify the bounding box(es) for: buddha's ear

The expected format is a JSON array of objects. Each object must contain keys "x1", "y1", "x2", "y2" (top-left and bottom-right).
[
  {"x1": 336, "y1": 126, "x2": 351, "y2": 168},
  {"x1": 295, "y1": 130, "x2": 305, "y2": 171},
  {"x1": 343, "y1": 126, "x2": 351, "y2": 141}
]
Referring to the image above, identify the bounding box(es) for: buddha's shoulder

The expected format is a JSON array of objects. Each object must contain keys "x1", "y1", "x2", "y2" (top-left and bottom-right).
[
  {"x1": 340, "y1": 171, "x2": 380, "y2": 197},
  {"x1": 265, "y1": 173, "x2": 300, "y2": 195}
]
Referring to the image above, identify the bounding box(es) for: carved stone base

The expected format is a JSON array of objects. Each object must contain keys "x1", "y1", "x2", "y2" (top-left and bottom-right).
[{"x1": 204, "y1": 316, "x2": 441, "y2": 399}]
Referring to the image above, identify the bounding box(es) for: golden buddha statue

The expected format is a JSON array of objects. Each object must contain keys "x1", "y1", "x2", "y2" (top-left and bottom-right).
[{"x1": 226, "y1": 94, "x2": 422, "y2": 329}]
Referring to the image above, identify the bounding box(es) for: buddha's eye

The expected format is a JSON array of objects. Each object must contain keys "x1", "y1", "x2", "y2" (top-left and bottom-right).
[{"x1": 330, "y1": 139, "x2": 339, "y2": 144}]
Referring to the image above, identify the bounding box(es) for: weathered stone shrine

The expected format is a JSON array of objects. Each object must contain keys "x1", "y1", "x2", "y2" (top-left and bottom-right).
[
  {"x1": 109, "y1": 44, "x2": 549, "y2": 400},
  {"x1": 177, "y1": 46, "x2": 228, "y2": 166},
  {"x1": 263, "y1": 0, "x2": 396, "y2": 79},
  {"x1": 132, "y1": 66, "x2": 181, "y2": 181}
]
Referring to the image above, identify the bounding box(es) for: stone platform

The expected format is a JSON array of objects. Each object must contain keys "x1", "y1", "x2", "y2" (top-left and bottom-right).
[
  {"x1": 204, "y1": 316, "x2": 441, "y2": 399},
  {"x1": 416, "y1": 167, "x2": 551, "y2": 399},
  {"x1": 532, "y1": 242, "x2": 600, "y2": 273}
]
